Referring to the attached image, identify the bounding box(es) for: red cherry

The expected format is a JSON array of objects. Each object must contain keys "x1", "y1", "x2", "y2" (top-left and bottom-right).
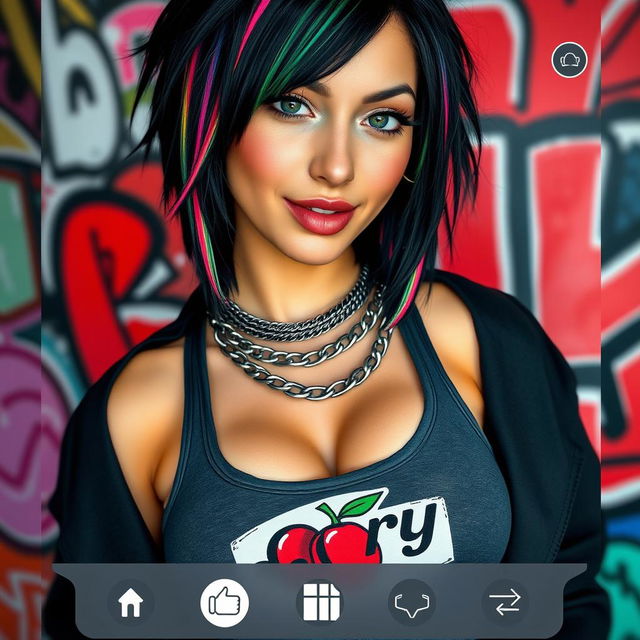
[
  {"x1": 311, "y1": 522, "x2": 382, "y2": 563},
  {"x1": 266, "y1": 524, "x2": 318, "y2": 563}
]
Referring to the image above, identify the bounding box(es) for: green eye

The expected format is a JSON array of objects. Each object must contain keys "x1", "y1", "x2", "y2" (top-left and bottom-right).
[
  {"x1": 270, "y1": 96, "x2": 310, "y2": 119},
  {"x1": 369, "y1": 113, "x2": 393, "y2": 129},
  {"x1": 268, "y1": 93, "x2": 418, "y2": 138},
  {"x1": 280, "y1": 98, "x2": 303, "y2": 115}
]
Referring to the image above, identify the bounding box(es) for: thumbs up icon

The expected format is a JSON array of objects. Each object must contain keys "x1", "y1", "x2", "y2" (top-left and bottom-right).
[
  {"x1": 200, "y1": 579, "x2": 249, "y2": 627},
  {"x1": 210, "y1": 586, "x2": 241, "y2": 615}
]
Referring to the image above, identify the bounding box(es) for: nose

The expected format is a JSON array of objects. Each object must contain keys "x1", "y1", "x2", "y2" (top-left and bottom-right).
[{"x1": 308, "y1": 121, "x2": 355, "y2": 186}]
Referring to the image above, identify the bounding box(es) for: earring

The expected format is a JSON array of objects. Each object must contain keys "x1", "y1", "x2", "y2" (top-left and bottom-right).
[{"x1": 402, "y1": 174, "x2": 415, "y2": 183}]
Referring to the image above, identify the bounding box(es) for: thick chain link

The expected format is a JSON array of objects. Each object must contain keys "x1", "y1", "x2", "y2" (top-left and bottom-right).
[
  {"x1": 218, "y1": 264, "x2": 372, "y2": 341},
  {"x1": 211, "y1": 317, "x2": 395, "y2": 400},
  {"x1": 208, "y1": 287, "x2": 384, "y2": 367},
  {"x1": 206, "y1": 267, "x2": 395, "y2": 400}
]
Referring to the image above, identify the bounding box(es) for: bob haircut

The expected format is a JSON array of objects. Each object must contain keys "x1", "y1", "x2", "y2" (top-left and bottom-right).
[{"x1": 129, "y1": 0, "x2": 482, "y2": 329}]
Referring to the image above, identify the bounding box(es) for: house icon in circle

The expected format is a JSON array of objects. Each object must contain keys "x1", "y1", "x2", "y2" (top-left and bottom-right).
[{"x1": 118, "y1": 587, "x2": 144, "y2": 618}]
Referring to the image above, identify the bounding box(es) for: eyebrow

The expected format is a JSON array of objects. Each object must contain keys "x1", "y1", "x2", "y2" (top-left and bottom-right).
[{"x1": 306, "y1": 81, "x2": 416, "y2": 104}]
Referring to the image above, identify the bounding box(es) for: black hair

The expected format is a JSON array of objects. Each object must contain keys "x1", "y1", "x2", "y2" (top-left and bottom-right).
[{"x1": 127, "y1": 0, "x2": 482, "y2": 327}]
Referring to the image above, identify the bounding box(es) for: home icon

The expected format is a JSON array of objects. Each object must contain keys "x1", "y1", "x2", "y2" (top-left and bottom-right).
[{"x1": 118, "y1": 587, "x2": 144, "y2": 618}]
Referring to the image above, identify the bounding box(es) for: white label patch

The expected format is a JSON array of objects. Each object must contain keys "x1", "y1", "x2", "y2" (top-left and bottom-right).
[{"x1": 230, "y1": 487, "x2": 454, "y2": 564}]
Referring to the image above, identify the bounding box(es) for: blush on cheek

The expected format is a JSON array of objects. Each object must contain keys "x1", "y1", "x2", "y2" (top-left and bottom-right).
[
  {"x1": 369, "y1": 151, "x2": 410, "y2": 193},
  {"x1": 235, "y1": 124, "x2": 292, "y2": 184}
]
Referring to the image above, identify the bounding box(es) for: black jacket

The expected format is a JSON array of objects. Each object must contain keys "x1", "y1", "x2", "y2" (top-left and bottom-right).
[{"x1": 42, "y1": 269, "x2": 611, "y2": 639}]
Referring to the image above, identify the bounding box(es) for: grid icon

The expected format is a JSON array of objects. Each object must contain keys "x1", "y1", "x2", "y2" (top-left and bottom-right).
[{"x1": 302, "y1": 581, "x2": 341, "y2": 621}]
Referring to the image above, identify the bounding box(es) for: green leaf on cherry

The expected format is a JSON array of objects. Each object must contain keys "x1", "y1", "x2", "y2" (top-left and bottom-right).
[{"x1": 338, "y1": 491, "x2": 383, "y2": 519}]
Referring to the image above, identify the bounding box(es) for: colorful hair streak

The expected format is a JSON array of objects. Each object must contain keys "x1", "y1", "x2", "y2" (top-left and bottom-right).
[
  {"x1": 169, "y1": 90, "x2": 220, "y2": 217},
  {"x1": 383, "y1": 46, "x2": 449, "y2": 329},
  {"x1": 253, "y1": 0, "x2": 352, "y2": 109},
  {"x1": 195, "y1": 39, "x2": 224, "y2": 299},
  {"x1": 234, "y1": 0, "x2": 272, "y2": 69},
  {"x1": 179, "y1": 44, "x2": 200, "y2": 182},
  {"x1": 193, "y1": 188, "x2": 223, "y2": 299},
  {"x1": 170, "y1": 2, "x2": 275, "y2": 300},
  {"x1": 174, "y1": 38, "x2": 226, "y2": 299},
  {"x1": 195, "y1": 40, "x2": 221, "y2": 157},
  {"x1": 384, "y1": 254, "x2": 425, "y2": 330}
]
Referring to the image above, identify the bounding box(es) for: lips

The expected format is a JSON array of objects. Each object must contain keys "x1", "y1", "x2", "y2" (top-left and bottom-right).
[
  {"x1": 284, "y1": 198, "x2": 356, "y2": 236},
  {"x1": 288, "y1": 198, "x2": 356, "y2": 212}
]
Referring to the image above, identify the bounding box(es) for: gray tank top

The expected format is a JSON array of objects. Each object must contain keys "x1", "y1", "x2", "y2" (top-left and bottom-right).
[{"x1": 162, "y1": 299, "x2": 511, "y2": 639}]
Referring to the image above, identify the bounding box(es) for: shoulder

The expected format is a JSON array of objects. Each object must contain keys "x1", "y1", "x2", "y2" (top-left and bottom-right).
[
  {"x1": 410, "y1": 269, "x2": 563, "y2": 398},
  {"x1": 52, "y1": 294, "x2": 200, "y2": 548},
  {"x1": 105, "y1": 335, "x2": 187, "y2": 537},
  {"x1": 103, "y1": 289, "x2": 203, "y2": 459},
  {"x1": 107, "y1": 338, "x2": 186, "y2": 423},
  {"x1": 413, "y1": 279, "x2": 482, "y2": 389},
  {"x1": 105, "y1": 336, "x2": 187, "y2": 542},
  {"x1": 424, "y1": 269, "x2": 548, "y2": 339},
  {"x1": 412, "y1": 278, "x2": 485, "y2": 429},
  {"x1": 106, "y1": 337, "x2": 186, "y2": 479},
  {"x1": 416, "y1": 270, "x2": 580, "y2": 423}
]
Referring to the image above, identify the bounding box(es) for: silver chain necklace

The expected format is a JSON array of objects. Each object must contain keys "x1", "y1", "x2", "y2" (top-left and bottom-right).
[
  {"x1": 206, "y1": 268, "x2": 395, "y2": 400},
  {"x1": 218, "y1": 264, "x2": 371, "y2": 341},
  {"x1": 208, "y1": 287, "x2": 385, "y2": 367}
]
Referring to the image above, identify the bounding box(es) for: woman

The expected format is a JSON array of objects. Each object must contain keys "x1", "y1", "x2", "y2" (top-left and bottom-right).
[{"x1": 43, "y1": 1, "x2": 609, "y2": 638}]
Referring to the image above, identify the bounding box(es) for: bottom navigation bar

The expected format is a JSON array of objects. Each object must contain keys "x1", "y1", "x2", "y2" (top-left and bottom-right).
[{"x1": 52, "y1": 562, "x2": 585, "y2": 638}]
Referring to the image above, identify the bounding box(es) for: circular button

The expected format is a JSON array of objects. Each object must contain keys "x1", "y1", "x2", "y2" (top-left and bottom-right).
[
  {"x1": 200, "y1": 578, "x2": 249, "y2": 627},
  {"x1": 296, "y1": 579, "x2": 344, "y2": 625},
  {"x1": 482, "y1": 579, "x2": 528, "y2": 626},
  {"x1": 388, "y1": 579, "x2": 435, "y2": 626},
  {"x1": 551, "y1": 42, "x2": 588, "y2": 78},
  {"x1": 107, "y1": 579, "x2": 155, "y2": 627}
]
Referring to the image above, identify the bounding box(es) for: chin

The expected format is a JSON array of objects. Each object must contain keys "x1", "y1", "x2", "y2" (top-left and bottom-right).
[{"x1": 278, "y1": 239, "x2": 353, "y2": 267}]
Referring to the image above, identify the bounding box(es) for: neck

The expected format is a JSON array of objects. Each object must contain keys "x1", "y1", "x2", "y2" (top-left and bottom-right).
[{"x1": 229, "y1": 214, "x2": 362, "y2": 323}]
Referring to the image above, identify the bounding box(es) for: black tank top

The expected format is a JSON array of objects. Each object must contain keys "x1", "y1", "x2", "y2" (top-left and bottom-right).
[{"x1": 162, "y1": 299, "x2": 511, "y2": 566}]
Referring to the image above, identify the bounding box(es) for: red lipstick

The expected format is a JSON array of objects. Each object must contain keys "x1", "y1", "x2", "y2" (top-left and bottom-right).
[{"x1": 284, "y1": 198, "x2": 357, "y2": 236}]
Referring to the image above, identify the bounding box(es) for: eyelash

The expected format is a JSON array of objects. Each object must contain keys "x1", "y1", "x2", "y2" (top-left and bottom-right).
[{"x1": 267, "y1": 93, "x2": 418, "y2": 137}]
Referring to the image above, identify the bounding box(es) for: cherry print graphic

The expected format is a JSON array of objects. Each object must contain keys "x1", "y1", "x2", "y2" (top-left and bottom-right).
[
  {"x1": 311, "y1": 491, "x2": 384, "y2": 563},
  {"x1": 266, "y1": 524, "x2": 318, "y2": 563}
]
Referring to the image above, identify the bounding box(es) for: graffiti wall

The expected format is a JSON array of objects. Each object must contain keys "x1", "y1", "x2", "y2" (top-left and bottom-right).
[
  {"x1": 0, "y1": 0, "x2": 635, "y2": 638},
  {"x1": 438, "y1": 2, "x2": 640, "y2": 635},
  {"x1": 598, "y1": 1, "x2": 640, "y2": 636},
  {"x1": 0, "y1": 0, "x2": 45, "y2": 638}
]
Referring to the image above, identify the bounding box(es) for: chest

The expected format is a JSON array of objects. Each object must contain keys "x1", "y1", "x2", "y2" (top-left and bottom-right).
[
  {"x1": 201, "y1": 323, "x2": 427, "y2": 481},
  {"x1": 155, "y1": 308, "x2": 484, "y2": 504}
]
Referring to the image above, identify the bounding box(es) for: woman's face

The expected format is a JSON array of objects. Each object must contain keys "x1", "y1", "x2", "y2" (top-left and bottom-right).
[{"x1": 226, "y1": 13, "x2": 418, "y2": 266}]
